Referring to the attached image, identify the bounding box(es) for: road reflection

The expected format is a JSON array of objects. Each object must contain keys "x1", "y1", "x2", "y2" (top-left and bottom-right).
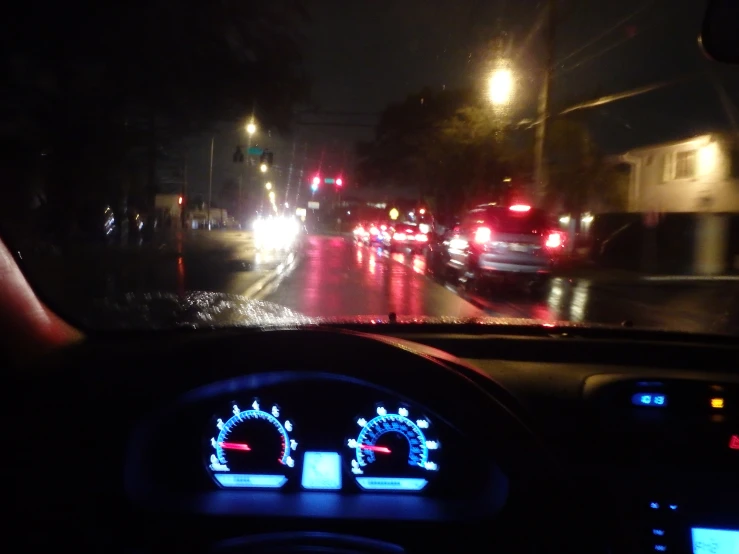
[{"x1": 371, "y1": 243, "x2": 595, "y2": 323}]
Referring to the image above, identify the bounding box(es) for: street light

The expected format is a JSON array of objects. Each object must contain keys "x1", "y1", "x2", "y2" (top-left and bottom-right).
[
  {"x1": 246, "y1": 121, "x2": 256, "y2": 135},
  {"x1": 488, "y1": 67, "x2": 513, "y2": 106},
  {"x1": 260, "y1": 163, "x2": 268, "y2": 173},
  {"x1": 265, "y1": 182, "x2": 272, "y2": 190},
  {"x1": 268, "y1": 191, "x2": 275, "y2": 201}
]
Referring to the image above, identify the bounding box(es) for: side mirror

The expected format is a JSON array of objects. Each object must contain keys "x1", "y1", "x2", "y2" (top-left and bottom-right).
[{"x1": 700, "y1": 0, "x2": 739, "y2": 64}]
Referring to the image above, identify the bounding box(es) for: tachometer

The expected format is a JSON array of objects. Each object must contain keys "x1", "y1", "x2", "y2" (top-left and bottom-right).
[
  {"x1": 207, "y1": 398, "x2": 297, "y2": 489},
  {"x1": 347, "y1": 404, "x2": 440, "y2": 492}
]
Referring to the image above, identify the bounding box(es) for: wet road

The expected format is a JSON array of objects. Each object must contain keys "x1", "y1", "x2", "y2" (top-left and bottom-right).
[
  {"x1": 265, "y1": 235, "x2": 739, "y2": 334},
  {"x1": 264, "y1": 235, "x2": 482, "y2": 318},
  {"x1": 19, "y1": 230, "x2": 739, "y2": 334}
]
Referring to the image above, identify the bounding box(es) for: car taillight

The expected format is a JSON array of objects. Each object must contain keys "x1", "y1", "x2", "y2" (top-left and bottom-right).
[
  {"x1": 545, "y1": 231, "x2": 563, "y2": 248},
  {"x1": 509, "y1": 204, "x2": 531, "y2": 212},
  {"x1": 380, "y1": 224, "x2": 387, "y2": 230},
  {"x1": 474, "y1": 226, "x2": 492, "y2": 243},
  {"x1": 353, "y1": 226, "x2": 364, "y2": 235},
  {"x1": 370, "y1": 226, "x2": 379, "y2": 235},
  {"x1": 415, "y1": 233, "x2": 428, "y2": 242},
  {"x1": 393, "y1": 232, "x2": 406, "y2": 241}
]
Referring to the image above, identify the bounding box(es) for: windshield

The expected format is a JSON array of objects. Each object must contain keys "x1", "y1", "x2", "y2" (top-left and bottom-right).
[{"x1": 2, "y1": 0, "x2": 739, "y2": 333}]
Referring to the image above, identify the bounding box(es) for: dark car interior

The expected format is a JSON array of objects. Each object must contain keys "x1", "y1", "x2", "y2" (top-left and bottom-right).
[{"x1": 4, "y1": 227, "x2": 738, "y2": 553}]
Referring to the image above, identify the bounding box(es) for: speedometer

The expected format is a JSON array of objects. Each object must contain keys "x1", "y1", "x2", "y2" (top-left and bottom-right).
[
  {"x1": 347, "y1": 404, "x2": 440, "y2": 492},
  {"x1": 206, "y1": 398, "x2": 297, "y2": 489}
]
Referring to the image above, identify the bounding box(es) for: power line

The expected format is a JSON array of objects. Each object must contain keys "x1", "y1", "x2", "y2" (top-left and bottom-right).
[
  {"x1": 555, "y1": 0, "x2": 656, "y2": 67},
  {"x1": 557, "y1": 74, "x2": 696, "y2": 116},
  {"x1": 522, "y1": 73, "x2": 697, "y2": 128},
  {"x1": 555, "y1": 31, "x2": 636, "y2": 76}
]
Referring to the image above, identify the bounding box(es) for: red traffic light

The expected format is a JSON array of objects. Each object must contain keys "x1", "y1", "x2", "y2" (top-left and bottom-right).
[
  {"x1": 336, "y1": 177, "x2": 343, "y2": 187},
  {"x1": 312, "y1": 176, "x2": 320, "y2": 185},
  {"x1": 178, "y1": 196, "x2": 183, "y2": 205}
]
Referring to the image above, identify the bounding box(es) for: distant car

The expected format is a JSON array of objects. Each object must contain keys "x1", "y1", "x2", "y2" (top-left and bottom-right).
[
  {"x1": 381, "y1": 221, "x2": 429, "y2": 254},
  {"x1": 440, "y1": 203, "x2": 564, "y2": 293}
]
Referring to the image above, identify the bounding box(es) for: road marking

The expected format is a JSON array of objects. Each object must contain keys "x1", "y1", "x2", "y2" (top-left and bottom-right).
[
  {"x1": 242, "y1": 252, "x2": 298, "y2": 300},
  {"x1": 641, "y1": 275, "x2": 739, "y2": 282},
  {"x1": 252, "y1": 253, "x2": 300, "y2": 302}
]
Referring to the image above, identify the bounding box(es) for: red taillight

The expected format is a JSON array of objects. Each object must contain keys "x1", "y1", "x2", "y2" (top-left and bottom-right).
[
  {"x1": 509, "y1": 204, "x2": 531, "y2": 212},
  {"x1": 393, "y1": 232, "x2": 407, "y2": 241},
  {"x1": 545, "y1": 232, "x2": 563, "y2": 248},
  {"x1": 353, "y1": 226, "x2": 364, "y2": 235},
  {"x1": 415, "y1": 233, "x2": 428, "y2": 242},
  {"x1": 474, "y1": 226, "x2": 492, "y2": 243},
  {"x1": 370, "y1": 226, "x2": 379, "y2": 235}
]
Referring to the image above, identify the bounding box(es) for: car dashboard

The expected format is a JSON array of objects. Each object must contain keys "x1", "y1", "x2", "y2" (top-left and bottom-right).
[
  {"x1": 10, "y1": 325, "x2": 739, "y2": 553},
  {"x1": 128, "y1": 373, "x2": 506, "y2": 522}
]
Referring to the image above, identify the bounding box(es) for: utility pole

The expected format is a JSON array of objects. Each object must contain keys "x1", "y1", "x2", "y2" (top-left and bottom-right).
[
  {"x1": 533, "y1": 0, "x2": 556, "y2": 207},
  {"x1": 182, "y1": 160, "x2": 188, "y2": 229},
  {"x1": 207, "y1": 136, "x2": 214, "y2": 230}
]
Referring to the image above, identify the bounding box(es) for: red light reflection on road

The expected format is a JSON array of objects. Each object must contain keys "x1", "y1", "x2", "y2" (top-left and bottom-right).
[{"x1": 176, "y1": 256, "x2": 186, "y2": 298}]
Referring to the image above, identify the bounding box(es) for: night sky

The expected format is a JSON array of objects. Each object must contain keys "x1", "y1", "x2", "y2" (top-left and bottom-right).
[{"x1": 186, "y1": 0, "x2": 739, "y2": 204}]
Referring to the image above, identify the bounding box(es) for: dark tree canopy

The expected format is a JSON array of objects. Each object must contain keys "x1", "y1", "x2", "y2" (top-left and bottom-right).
[
  {"x1": 1, "y1": 0, "x2": 310, "y2": 220},
  {"x1": 355, "y1": 87, "x2": 627, "y2": 215}
]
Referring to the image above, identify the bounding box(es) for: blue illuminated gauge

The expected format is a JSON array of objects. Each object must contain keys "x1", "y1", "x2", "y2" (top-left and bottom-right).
[
  {"x1": 347, "y1": 405, "x2": 440, "y2": 492},
  {"x1": 207, "y1": 398, "x2": 297, "y2": 489}
]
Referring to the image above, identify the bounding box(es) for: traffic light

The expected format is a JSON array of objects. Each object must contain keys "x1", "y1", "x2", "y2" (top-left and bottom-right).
[
  {"x1": 233, "y1": 146, "x2": 244, "y2": 163},
  {"x1": 336, "y1": 177, "x2": 343, "y2": 187},
  {"x1": 178, "y1": 196, "x2": 183, "y2": 205},
  {"x1": 312, "y1": 175, "x2": 321, "y2": 191},
  {"x1": 260, "y1": 150, "x2": 274, "y2": 166}
]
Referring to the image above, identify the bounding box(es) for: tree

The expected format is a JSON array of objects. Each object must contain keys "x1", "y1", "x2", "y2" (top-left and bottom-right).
[
  {"x1": 0, "y1": 0, "x2": 310, "y2": 231},
  {"x1": 355, "y1": 88, "x2": 527, "y2": 215},
  {"x1": 546, "y1": 116, "x2": 628, "y2": 214}
]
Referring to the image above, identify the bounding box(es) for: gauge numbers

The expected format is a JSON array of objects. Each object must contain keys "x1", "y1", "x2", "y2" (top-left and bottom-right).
[
  {"x1": 347, "y1": 404, "x2": 440, "y2": 492},
  {"x1": 207, "y1": 398, "x2": 297, "y2": 489}
]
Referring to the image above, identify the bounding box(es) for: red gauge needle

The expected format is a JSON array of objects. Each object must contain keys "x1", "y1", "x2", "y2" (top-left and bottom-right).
[
  {"x1": 358, "y1": 444, "x2": 391, "y2": 454},
  {"x1": 218, "y1": 441, "x2": 251, "y2": 451}
]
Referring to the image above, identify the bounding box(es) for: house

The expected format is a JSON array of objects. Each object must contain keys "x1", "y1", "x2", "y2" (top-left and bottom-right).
[{"x1": 619, "y1": 133, "x2": 739, "y2": 213}]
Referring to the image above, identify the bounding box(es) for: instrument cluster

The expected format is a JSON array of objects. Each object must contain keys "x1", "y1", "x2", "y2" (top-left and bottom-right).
[{"x1": 205, "y1": 394, "x2": 443, "y2": 493}]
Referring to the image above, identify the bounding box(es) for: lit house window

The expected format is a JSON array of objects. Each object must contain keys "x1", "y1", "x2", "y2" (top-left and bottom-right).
[{"x1": 674, "y1": 150, "x2": 696, "y2": 179}]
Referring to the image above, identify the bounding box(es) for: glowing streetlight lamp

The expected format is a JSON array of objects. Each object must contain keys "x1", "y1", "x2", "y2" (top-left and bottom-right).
[
  {"x1": 246, "y1": 121, "x2": 256, "y2": 135},
  {"x1": 265, "y1": 182, "x2": 272, "y2": 190},
  {"x1": 268, "y1": 191, "x2": 275, "y2": 201},
  {"x1": 488, "y1": 67, "x2": 514, "y2": 106},
  {"x1": 260, "y1": 163, "x2": 268, "y2": 173}
]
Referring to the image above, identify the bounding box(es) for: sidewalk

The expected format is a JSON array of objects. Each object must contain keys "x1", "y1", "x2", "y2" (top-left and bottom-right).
[{"x1": 554, "y1": 260, "x2": 739, "y2": 286}]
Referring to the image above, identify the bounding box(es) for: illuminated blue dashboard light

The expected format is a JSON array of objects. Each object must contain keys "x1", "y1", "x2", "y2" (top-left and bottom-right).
[
  {"x1": 355, "y1": 477, "x2": 428, "y2": 491},
  {"x1": 691, "y1": 527, "x2": 739, "y2": 554},
  {"x1": 632, "y1": 393, "x2": 668, "y2": 407},
  {"x1": 214, "y1": 474, "x2": 287, "y2": 488},
  {"x1": 301, "y1": 452, "x2": 342, "y2": 490}
]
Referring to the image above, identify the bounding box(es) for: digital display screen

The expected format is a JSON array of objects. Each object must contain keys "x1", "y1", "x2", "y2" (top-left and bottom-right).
[
  {"x1": 301, "y1": 451, "x2": 342, "y2": 490},
  {"x1": 214, "y1": 474, "x2": 287, "y2": 488},
  {"x1": 632, "y1": 392, "x2": 668, "y2": 407},
  {"x1": 691, "y1": 527, "x2": 739, "y2": 554}
]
